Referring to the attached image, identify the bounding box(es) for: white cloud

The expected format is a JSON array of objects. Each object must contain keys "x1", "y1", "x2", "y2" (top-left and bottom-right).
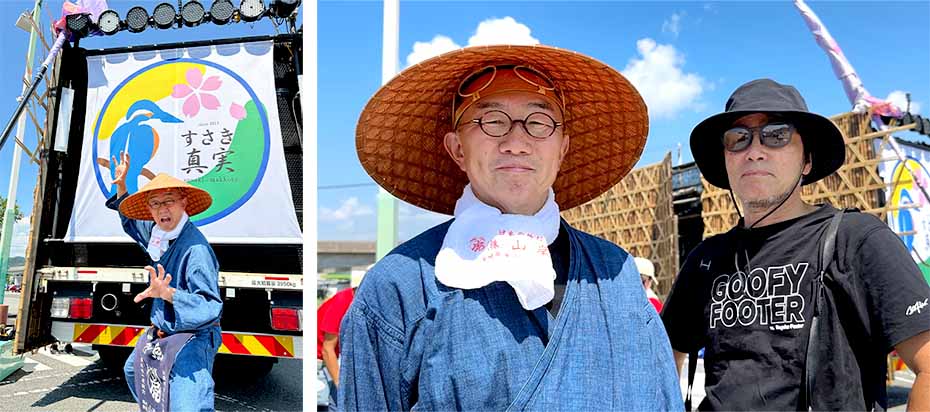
[
  {"x1": 466, "y1": 17, "x2": 539, "y2": 47},
  {"x1": 398, "y1": 203, "x2": 449, "y2": 240},
  {"x1": 319, "y1": 197, "x2": 374, "y2": 222},
  {"x1": 405, "y1": 17, "x2": 538, "y2": 67},
  {"x1": 662, "y1": 12, "x2": 685, "y2": 37},
  {"x1": 406, "y1": 35, "x2": 461, "y2": 67},
  {"x1": 621, "y1": 38, "x2": 708, "y2": 118},
  {"x1": 886, "y1": 90, "x2": 921, "y2": 114},
  {"x1": 318, "y1": 199, "x2": 448, "y2": 242},
  {"x1": 10, "y1": 215, "x2": 30, "y2": 258}
]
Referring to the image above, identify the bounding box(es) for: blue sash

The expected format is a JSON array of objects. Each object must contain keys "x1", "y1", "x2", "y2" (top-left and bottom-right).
[{"x1": 132, "y1": 327, "x2": 195, "y2": 412}]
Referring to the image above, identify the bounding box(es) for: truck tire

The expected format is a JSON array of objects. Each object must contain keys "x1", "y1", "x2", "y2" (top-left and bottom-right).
[{"x1": 95, "y1": 345, "x2": 132, "y2": 375}]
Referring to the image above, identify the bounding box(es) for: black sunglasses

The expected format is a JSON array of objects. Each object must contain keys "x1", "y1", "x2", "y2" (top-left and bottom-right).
[{"x1": 722, "y1": 123, "x2": 795, "y2": 152}]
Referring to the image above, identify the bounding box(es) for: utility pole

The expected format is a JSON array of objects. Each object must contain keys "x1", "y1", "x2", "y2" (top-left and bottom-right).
[{"x1": 375, "y1": 0, "x2": 399, "y2": 260}]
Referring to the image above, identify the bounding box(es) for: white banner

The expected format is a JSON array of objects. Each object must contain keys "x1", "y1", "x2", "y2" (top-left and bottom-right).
[
  {"x1": 875, "y1": 140, "x2": 930, "y2": 285},
  {"x1": 66, "y1": 41, "x2": 301, "y2": 244}
]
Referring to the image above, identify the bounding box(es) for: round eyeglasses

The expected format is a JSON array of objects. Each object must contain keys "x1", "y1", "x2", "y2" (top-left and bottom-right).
[
  {"x1": 148, "y1": 198, "x2": 178, "y2": 210},
  {"x1": 466, "y1": 110, "x2": 563, "y2": 138}
]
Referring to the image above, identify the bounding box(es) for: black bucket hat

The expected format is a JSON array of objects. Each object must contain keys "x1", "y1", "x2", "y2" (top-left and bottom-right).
[{"x1": 690, "y1": 78, "x2": 846, "y2": 189}]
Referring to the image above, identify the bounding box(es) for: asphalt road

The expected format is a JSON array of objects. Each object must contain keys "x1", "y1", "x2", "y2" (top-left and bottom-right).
[
  {"x1": 0, "y1": 293, "x2": 303, "y2": 411},
  {"x1": 0, "y1": 344, "x2": 303, "y2": 411}
]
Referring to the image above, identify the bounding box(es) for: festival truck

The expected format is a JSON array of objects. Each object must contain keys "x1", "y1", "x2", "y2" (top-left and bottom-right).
[{"x1": 14, "y1": 32, "x2": 304, "y2": 376}]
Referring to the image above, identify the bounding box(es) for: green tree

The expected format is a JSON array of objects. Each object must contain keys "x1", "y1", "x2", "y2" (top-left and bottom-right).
[{"x1": 0, "y1": 196, "x2": 24, "y2": 226}]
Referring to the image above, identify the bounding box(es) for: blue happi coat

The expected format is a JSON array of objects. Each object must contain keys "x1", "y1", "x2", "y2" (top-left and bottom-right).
[
  {"x1": 106, "y1": 194, "x2": 223, "y2": 412},
  {"x1": 338, "y1": 220, "x2": 683, "y2": 411}
]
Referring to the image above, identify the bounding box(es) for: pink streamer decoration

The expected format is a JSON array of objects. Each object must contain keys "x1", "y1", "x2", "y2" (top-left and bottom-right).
[{"x1": 794, "y1": 0, "x2": 903, "y2": 118}]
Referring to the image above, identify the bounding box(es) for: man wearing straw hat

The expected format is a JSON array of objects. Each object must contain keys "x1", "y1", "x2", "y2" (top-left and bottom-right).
[
  {"x1": 107, "y1": 153, "x2": 223, "y2": 411},
  {"x1": 662, "y1": 79, "x2": 930, "y2": 410},
  {"x1": 338, "y1": 45, "x2": 683, "y2": 411}
]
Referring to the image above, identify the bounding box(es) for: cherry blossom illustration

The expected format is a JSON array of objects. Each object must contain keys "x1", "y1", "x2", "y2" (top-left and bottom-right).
[
  {"x1": 229, "y1": 102, "x2": 246, "y2": 120},
  {"x1": 172, "y1": 68, "x2": 223, "y2": 117}
]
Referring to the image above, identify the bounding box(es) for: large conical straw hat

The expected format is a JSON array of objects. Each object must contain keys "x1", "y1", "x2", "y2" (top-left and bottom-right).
[
  {"x1": 356, "y1": 44, "x2": 649, "y2": 215},
  {"x1": 119, "y1": 173, "x2": 213, "y2": 220}
]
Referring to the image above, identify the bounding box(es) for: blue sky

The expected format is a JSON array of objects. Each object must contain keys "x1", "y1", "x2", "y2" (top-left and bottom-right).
[
  {"x1": 0, "y1": 0, "x2": 301, "y2": 257},
  {"x1": 319, "y1": 0, "x2": 930, "y2": 241}
]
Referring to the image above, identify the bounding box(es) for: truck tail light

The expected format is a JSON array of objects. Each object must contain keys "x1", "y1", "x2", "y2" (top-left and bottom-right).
[
  {"x1": 270, "y1": 307, "x2": 301, "y2": 331},
  {"x1": 69, "y1": 297, "x2": 93, "y2": 319},
  {"x1": 51, "y1": 297, "x2": 70, "y2": 318}
]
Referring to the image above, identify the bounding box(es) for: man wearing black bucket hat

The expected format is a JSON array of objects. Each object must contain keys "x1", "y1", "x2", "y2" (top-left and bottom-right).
[{"x1": 662, "y1": 79, "x2": 930, "y2": 411}]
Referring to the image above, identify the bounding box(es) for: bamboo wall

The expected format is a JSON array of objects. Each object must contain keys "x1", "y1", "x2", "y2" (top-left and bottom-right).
[
  {"x1": 562, "y1": 153, "x2": 678, "y2": 296},
  {"x1": 563, "y1": 110, "x2": 921, "y2": 297}
]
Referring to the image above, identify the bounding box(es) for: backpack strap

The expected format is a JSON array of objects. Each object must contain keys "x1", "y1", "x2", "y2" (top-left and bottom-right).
[
  {"x1": 685, "y1": 350, "x2": 699, "y2": 411},
  {"x1": 802, "y1": 209, "x2": 845, "y2": 411}
]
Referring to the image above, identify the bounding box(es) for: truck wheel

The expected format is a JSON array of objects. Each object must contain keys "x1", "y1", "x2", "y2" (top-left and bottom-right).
[
  {"x1": 64, "y1": 344, "x2": 73, "y2": 354},
  {"x1": 95, "y1": 345, "x2": 132, "y2": 375}
]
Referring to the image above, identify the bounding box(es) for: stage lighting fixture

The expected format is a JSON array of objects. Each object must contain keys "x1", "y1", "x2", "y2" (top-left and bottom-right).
[
  {"x1": 239, "y1": 0, "x2": 266, "y2": 22},
  {"x1": 152, "y1": 2, "x2": 178, "y2": 29},
  {"x1": 181, "y1": 1, "x2": 206, "y2": 27},
  {"x1": 269, "y1": 0, "x2": 299, "y2": 18},
  {"x1": 209, "y1": 0, "x2": 235, "y2": 25},
  {"x1": 125, "y1": 6, "x2": 149, "y2": 33},
  {"x1": 96, "y1": 9, "x2": 122, "y2": 35},
  {"x1": 65, "y1": 13, "x2": 93, "y2": 38}
]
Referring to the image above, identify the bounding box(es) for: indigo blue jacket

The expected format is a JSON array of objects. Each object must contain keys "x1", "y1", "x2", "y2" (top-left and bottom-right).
[
  {"x1": 338, "y1": 219, "x2": 683, "y2": 411},
  {"x1": 106, "y1": 194, "x2": 223, "y2": 338},
  {"x1": 108, "y1": 193, "x2": 223, "y2": 411}
]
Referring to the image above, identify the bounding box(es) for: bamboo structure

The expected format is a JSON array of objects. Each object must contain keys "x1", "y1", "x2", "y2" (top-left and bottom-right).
[
  {"x1": 701, "y1": 110, "x2": 922, "y2": 238},
  {"x1": 562, "y1": 109, "x2": 922, "y2": 298},
  {"x1": 562, "y1": 153, "x2": 679, "y2": 297}
]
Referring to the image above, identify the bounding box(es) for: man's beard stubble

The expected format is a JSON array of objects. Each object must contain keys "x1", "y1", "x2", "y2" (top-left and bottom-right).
[{"x1": 744, "y1": 185, "x2": 795, "y2": 211}]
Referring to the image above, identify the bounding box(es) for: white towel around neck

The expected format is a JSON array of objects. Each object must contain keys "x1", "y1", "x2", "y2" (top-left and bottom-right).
[
  {"x1": 147, "y1": 212, "x2": 189, "y2": 262},
  {"x1": 435, "y1": 184, "x2": 560, "y2": 310}
]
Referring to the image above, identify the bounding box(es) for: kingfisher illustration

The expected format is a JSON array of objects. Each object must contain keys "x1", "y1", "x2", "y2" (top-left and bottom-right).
[{"x1": 108, "y1": 100, "x2": 182, "y2": 195}]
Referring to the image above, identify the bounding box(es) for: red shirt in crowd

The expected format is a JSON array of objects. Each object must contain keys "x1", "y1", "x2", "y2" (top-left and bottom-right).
[
  {"x1": 648, "y1": 296, "x2": 664, "y2": 313},
  {"x1": 316, "y1": 287, "x2": 355, "y2": 360},
  {"x1": 646, "y1": 289, "x2": 663, "y2": 313}
]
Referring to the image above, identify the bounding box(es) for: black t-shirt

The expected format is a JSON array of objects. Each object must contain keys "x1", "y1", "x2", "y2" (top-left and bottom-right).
[{"x1": 662, "y1": 204, "x2": 930, "y2": 411}]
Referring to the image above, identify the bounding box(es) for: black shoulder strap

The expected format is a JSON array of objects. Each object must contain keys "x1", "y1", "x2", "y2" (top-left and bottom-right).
[
  {"x1": 802, "y1": 209, "x2": 845, "y2": 411},
  {"x1": 685, "y1": 350, "x2": 699, "y2": 411},
  {"x1": 820, "y1": 210, "x2": 845, "y2": 275}
]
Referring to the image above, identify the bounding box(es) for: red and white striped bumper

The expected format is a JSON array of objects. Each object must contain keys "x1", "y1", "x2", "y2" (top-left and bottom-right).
[{"x1": 51, "y1": 321, "x2": 303, "y2": 358}]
